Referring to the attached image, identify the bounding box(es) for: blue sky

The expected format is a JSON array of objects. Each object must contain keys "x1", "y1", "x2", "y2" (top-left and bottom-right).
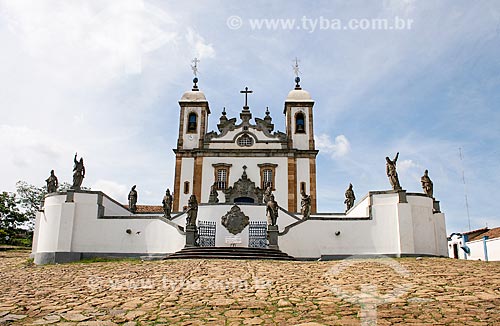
[{"x1": 0, "y1": 0, "x2": 499, "y2": 234}]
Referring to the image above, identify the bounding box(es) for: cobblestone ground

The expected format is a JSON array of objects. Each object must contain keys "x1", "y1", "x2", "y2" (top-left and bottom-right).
[{"x1": 1, "y1": 251, "x2": 499, "y2": 325}]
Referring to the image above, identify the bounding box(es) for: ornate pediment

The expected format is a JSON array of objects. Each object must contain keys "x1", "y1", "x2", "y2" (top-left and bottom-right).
[
  {"x1": 221, "y1": 205, "x2": 250, "y2": 235},
  {"x1": 204, "y1": 107, "x2": 288, "y2": 143},
  {"x1": 223, "y1": 166, "x2": 264, "y2": 204}
]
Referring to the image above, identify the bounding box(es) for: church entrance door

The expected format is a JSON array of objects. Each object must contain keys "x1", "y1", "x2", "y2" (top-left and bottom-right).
[{"x1": 234, "y1": 197, "x2": 255, "y2": 204}]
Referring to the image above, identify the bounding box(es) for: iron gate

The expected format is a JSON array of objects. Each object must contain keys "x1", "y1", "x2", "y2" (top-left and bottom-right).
[
  {"x1": 198, "y1": 221, "x2": 216, "y2": 247},
  {"x1": 249, "y1": 221, "x2": 267, "y2": 248}
]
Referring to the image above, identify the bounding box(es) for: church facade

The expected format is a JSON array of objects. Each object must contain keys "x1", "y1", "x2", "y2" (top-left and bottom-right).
[
  {"x1": 30, "y1": 73, "x2": 449, "y2": 264},
  {"x1": 173, "y1": 80, "x2": 317, "y2": 214}
]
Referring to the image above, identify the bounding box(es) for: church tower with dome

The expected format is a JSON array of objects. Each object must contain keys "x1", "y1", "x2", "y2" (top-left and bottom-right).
[{"x1": 172, "y1": 69, "x2": 318, "y2": 214}]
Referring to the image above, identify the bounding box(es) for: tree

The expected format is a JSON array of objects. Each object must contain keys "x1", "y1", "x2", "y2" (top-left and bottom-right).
[
  {"x1": 0, "y1": 192, "x2": 28, "y2": 244},
  {"x1": 15, "y1": 181, "x2": 46, "y2": 230},
  {"x1": 15, "y1": 181, "x2": 90, "y2": 231}
]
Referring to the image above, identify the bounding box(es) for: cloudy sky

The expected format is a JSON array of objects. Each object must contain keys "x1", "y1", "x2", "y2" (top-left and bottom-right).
[{"x1": 1, "y1": 0, "x2": 499, "y2": 234}]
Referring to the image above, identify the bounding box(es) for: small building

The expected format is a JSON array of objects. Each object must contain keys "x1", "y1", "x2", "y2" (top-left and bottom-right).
[{"x1": 448, "y1": 227, "x2": 500, "y2": 261}]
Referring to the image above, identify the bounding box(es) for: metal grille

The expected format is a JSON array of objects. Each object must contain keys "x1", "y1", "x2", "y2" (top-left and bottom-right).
[
  {"x1": 263, "y1": 169, "x2": 273, "y2": 188},
  {"x1": 216, "y1": 169, "x2": 227, "y2": 190},
  {"x1": 198, "y1": 221, "x2": 216, "y2": 247},
  {"x1": 237, "y1": 134, "x2": 253, "y2": 147},
  {"x1": 249, "y1": 221, "x2": 267, "y2": 248}
]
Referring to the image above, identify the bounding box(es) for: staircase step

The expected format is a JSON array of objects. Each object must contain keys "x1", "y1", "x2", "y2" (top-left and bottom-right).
[{"x1": 166, "y1": 246, "x2": 295, "y2": 261}]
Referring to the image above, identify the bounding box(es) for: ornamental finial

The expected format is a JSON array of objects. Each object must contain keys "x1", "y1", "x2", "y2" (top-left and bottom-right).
[{"x1": 292, "y1": 57, "x2": 301, "y2": 89}]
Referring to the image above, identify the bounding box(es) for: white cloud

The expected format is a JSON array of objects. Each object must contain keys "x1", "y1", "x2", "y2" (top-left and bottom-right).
[
  {"x1": 0, "y1": 0, "x2": 180, "y2": 78},
  {"x1": 397, "y1": 159, "x2": 418, "y2": 174},
  {"x1": 186, "y1": 28, "x2": 215, "y2": 59},
  {"x1": 315, "y1": 134, "x2": 351, "y2": 159},
  {"x1": 0, "y1": 125, "x2": 69, "y2": 167},
  {"x1": 91, "y1": 180, "x2": 128, "y2": 202}
]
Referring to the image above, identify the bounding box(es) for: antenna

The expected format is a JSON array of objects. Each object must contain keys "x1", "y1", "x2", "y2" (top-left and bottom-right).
[{"x1": 459, "y1": 147, "x2": 471, "y2": 231}]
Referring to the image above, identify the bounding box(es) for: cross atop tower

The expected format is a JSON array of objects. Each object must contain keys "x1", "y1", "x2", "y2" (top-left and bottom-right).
[
  {"x1": 240, "y1": 87, "x2": 253, "y2": 108},
  {"x1": 292, "y1": 57, "x2": 302, "y2": 90},
  {"x1": 292, "y1": 57, "x2": 301, "y2": 77},
  {"x1": 191, "y1": 57, "x2": 200, "y2": 77}
]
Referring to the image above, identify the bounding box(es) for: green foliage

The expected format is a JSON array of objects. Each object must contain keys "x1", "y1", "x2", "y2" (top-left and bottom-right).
[
  {"x1": 15, "y1": 181, "x2": 46, "y2": 230},
  {"x1": 1, "y1": 180, "x2": 91, "y2": 246},
  {"x1": 0, "y1": 192, "x2": 29, "y2": 244}
]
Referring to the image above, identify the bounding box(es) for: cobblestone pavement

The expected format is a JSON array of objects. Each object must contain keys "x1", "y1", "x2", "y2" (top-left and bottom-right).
[{"x1": 1, "y1": 251, "x2": 499, "y2": 325}]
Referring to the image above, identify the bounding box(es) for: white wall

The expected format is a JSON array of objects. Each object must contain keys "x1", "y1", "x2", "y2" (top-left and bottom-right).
[
  {"x1": 33, "y1": 191, "x2": 448, "y2": 264},
  {"x1": 33, "y1": 192, "x2": 185, "y2": 262},
  {"x1": 465, "y1": 238, "x2": 500, "y2": 261},
  {"x1": 281, "y1": 192, "x2": 447, "y2": 258}
]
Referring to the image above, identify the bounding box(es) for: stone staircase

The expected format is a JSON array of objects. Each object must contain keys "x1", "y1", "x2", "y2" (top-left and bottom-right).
[{"x1": 165, "y1": 247, "x2": 296, "y2": 261}]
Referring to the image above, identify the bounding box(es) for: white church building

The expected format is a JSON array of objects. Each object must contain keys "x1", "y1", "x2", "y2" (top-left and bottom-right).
[{"x1": 31, "y1": 73, "x2": 448, "y2": 264}]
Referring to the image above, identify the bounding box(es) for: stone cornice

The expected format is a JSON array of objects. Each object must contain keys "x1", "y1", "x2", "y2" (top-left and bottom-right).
[{"x1": 173, "y1": 148, "x2": 319, "y2": 158}]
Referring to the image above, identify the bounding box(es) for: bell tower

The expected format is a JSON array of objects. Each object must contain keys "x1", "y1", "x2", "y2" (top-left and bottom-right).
[
  {"x1": 177, "y1": 77, "x2": 210, "y2": 150},
  {"x1": 284, "y1": 76, "x2": 315, "y2": 151},
  {"x1": 173, "y1": 58, "x2": 210, "y2": 211},
  {"x1": 283, "y1": 60, "x2": 318, "y2": 213}
]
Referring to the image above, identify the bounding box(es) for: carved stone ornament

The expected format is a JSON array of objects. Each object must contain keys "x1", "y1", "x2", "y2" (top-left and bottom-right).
[
  {"x1": 223, "y1": 166, "x2": 264, "y2": 204},
  {"x1": 221, "y1": 205, "x2": 250, "y2": 235}
]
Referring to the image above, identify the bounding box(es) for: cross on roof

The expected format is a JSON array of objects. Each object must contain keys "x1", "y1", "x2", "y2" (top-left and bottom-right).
[
  {"x1": 191, "y1": 57, "x2": 200, "y2": 77},
  {"x1": 292, "y1": 57, "x2": 301, "y2": 77},
  {"x1": 240, "y1": 87, "x2": 253, "y2": 107}
]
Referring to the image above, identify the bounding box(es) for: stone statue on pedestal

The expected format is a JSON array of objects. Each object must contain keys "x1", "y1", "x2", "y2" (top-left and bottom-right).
[
  {"x1": 128, "y1": 185, "x2": 137, "y2": 213},
  {"x1": 300, "y1": 190, "x2": 311, "y2": 219},
  {"x1": 162, "y1": 189, "x2": 173, "y2": 219},
  {"x1": 263, "y1": 182, "x2": 272, "y2": 204},
  {"x1": 421, "y1": 170, "x2": 434, "y2": 198},
  {"x1": 71, "y1": 153, "x2": 85, "y2": 190},
  {"x1": 386, "y1": 152, "x2": 402, "y2": 190},
  {"x1": 266, "y1": 194, "x2": 278, "y2": 226},
  {"x1": 344, "y1": 183, "x2": 355, "y2": 212},
  {"x1": 208, "y1": 182, "x2": 219, "y2": 203},
  {"x1": 45, "y1": 170, "x2": 58, "y2": 193},
  {"x1": 185, "y1": 194, "x2": 198, "y2": 226}
]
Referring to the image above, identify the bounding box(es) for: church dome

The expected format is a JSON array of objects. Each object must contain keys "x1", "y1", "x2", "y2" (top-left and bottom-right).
[
  {"x1": 180, "y1": 90, "x2": 207, "y2": 102},
  {"x1": 285, "y1": 89, "x2": 313, "y2": 102}
]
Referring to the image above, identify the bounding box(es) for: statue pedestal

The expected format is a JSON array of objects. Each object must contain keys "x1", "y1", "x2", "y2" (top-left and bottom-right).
[
  {"x1": 267, "y1": 225, "x2": 279, "y2": 250},
  {"x1": 433, "y1": 200, "x2": 441, "y2": 213},
  {"x1": 185, "y1": 225, "x2": 198, "y2": 248}
]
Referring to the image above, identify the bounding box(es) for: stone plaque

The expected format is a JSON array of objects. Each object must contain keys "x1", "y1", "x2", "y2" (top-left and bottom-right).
[{"x1": 221, "y1": 205, "x2": 250, "y2": 235}]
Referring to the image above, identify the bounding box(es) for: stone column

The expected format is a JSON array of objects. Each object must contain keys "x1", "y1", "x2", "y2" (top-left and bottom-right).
[{"x1": 267, "y1": 225, "x2": 279, "y2": 250}]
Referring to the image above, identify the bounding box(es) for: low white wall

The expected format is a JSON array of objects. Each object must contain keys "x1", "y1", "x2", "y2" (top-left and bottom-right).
[
  {"x1": 33, "y1": 192, "x2": 185, "y2": 263},
  {"x1": 33, "y1": 190, "x2": 448, "y2": 263},
  {"x1": 466, "y1": 238, "x2": 500, "y2": 261},
  {"x1": 280, "y1": 192, "x2": 447, "y2": 258},
  {"x1": 407, "y1": 195, "x2": 448, "y2": 256}
]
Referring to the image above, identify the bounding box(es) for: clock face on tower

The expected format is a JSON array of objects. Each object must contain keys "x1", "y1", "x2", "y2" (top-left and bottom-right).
[{"x1": 188, "y1": 135, "x2": 194, "y2": 140}]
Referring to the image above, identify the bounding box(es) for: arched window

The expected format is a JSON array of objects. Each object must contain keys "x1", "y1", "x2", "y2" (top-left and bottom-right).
[
  {"x1": 184, "y1": 181, "x2": 190, "y2": 194},
  {"x1": 237, "y1": 134, "x2": 253, "y2": 147},
  {"x1": 187, "y1": 113, "x2": 197, "y2": 133},
  {"x1": 295, "y1": 112, "x2": 305, "y2": 133}
]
